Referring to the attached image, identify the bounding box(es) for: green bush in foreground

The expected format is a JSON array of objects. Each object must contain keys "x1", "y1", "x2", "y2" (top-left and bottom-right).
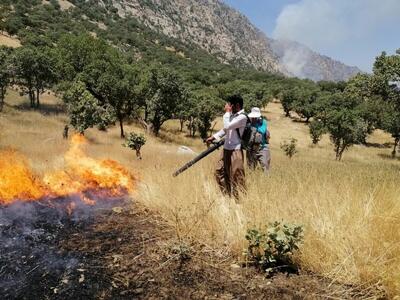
[{"x1": 244, "y1": 222, "x2": 303, "y2": 275}]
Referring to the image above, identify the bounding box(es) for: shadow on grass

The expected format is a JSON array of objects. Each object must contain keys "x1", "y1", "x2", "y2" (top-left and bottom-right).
[
  {"x1": 377, "y1": 153, "x2": 400, "y2": 161},
  {"x1": 157, "y1": 129, "x2": 200, "y2": 147},
  {"x1": 364, "y1": 142, "x2": 392, "y2": 149},
  {"x1": 13, "y1": 102, "x2": 65, "y2": 115},
  {"x1": 291, "y1": 118, "x2": 309, "y2": 124}
]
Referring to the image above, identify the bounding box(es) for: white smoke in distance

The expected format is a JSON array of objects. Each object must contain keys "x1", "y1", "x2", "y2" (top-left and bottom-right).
[{"x1": 272, "y1": 0, "x2": 400, "y2": 76}]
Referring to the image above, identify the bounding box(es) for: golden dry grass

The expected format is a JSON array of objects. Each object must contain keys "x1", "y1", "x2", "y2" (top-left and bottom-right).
[
  {"x1": 1, "y1": 91, "x2": 399, "y2": 298},
  {"x1": 0, "y1": 33, "x2": 21, "y2": 48}
]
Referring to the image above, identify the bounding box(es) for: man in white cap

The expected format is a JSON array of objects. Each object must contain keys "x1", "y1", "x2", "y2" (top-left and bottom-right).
[{"x1": 246, "y1": 107, "x2": 271, "y2": 173}]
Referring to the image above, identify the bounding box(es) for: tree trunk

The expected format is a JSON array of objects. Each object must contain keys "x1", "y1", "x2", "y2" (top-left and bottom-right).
[
  {"x1": 179, "y1": 118, "x2": 184, "y2": 132},
  {"x1": 119, "y1": 116, "x2": 125, "y2": 138},
  {"x1": 392, "y1": 137, "x2": 399, "y2": 158},
  {"x1": 138, "y1": 118, "x2": 151, "y2": 132},
  {"x1": 0, "y1": 88, "x2": 4, "y2": 112},
  {"x1": 144, "y1": 104, "x2": 149, "y2": 123},
  {"x1": 29, "y1": 90, "x2": 35, "y2": 108},
  {"x1": 337, "y1": 143, "x2": 347, "y2": 161},
  {"x1": 335, "y1": 143, "x2": 341, "y2": 161},
  {"x1": 36, "y1": 89, "x2": 40, "y2": 108}
]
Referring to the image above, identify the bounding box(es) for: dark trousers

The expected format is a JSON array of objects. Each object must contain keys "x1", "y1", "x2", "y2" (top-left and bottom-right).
[{"x1": 215, "y1": 149, "x2": 245, "y2": 199}]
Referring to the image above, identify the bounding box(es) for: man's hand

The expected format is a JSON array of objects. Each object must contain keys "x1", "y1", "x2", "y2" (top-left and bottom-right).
[
  {"x1": 206, "y1": 136, "x2": 215, "y2": 146},
  {"x1": 224, "y1": 103, "x2": 232, "y2": 113}
]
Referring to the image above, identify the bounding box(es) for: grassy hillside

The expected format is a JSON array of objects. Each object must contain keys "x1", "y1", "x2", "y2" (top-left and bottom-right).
[{"x1": 1, "y1": 91, "x2": 399, "y2": 297}]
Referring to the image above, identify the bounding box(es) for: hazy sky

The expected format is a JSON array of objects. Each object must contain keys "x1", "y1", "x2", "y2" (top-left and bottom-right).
[{"x1": 224, "y1": 0, "x2": 400, "y2": 72}]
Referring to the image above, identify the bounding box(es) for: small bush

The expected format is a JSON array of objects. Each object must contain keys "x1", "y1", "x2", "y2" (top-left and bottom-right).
[
  {"x1": 280, "y1": 138, "x2": 298, "y2": 158},
  {"x1": 244, "y1": 221, "x2": 303, "y2": 275},
  {"x1": 309, "y1": 120, "x2": 326, "y2": 145},
  {"x1": 124, "y1": 132, "x2": 146, "y2": 159}
]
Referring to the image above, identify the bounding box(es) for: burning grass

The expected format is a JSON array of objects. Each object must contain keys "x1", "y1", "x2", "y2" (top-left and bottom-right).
[{"x1": 0, "y1": 134, "x2": 136, "y2": 205}]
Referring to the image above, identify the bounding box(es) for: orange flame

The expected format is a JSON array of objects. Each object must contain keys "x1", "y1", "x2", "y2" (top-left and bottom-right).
[
  {"x1": 0, "y1": 150, "x2": 45, "y2": 204},
  {"x1": 0, "y1": 134, "x2": 136, "y2": 205}
]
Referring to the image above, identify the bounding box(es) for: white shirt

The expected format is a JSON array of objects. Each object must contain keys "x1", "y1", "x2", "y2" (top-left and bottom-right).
[{"x1": 213, "y1": 109, "x2": 247, "y2": 150}]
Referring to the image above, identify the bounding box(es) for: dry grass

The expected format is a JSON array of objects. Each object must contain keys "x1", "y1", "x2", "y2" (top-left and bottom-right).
[
  {"x1": 1, "y1": 92, "x2": 399, "y2": 298},
  {"x1": 0, "y1": 33, "x2": 21, "y2": 48}
]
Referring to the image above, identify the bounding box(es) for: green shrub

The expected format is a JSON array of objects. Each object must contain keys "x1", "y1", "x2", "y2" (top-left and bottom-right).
[
  {"x1": 244, "y1": 221, "x2": 303, "y2": 275},
  {"x1": 124, "y1": 132, "x2": 146, "y2": 159},
  {"x1": 280, "y1": 138, "x2": 298, "y2": 158}
]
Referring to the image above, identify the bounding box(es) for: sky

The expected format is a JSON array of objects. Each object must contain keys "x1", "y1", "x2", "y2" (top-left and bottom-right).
[{"x1": 223, "y1": 0, "x2": 400, "y2": 72}]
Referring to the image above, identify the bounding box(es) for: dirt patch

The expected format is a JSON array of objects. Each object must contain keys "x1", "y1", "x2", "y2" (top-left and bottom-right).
[
  {"x1": 0, "y1": 33, "x2": 21, "y2": 48},
  {"x1": 42, "y1": 0, "x2": 75, "y2": 11}
]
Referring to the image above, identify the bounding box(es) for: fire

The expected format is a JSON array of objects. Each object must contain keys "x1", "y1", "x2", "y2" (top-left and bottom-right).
[
  {"x1": 0, "y1": 150, "x2": 45, "y2": 204},
  {"x1": 0, "y1": 134, "x2": 136, "y2": 205}
]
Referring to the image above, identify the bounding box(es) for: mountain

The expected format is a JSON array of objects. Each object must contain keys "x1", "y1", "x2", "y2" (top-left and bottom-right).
[
  {"x1": 110, "y1": 0, "x2": 281, "y2": 73},
  {"x1": 0, "y1": 0, "x2": 361, "y2": 81},
  {"x1": 270, "y1": 39, "x2": 362, "y2": 82},
  {"x1": 108, "y1": 0, "x2": 361, "y2": 81}
]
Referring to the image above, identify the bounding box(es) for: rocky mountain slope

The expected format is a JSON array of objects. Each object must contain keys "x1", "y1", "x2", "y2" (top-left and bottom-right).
[
  {"x1": 109, "y1": 0, "x2": 280, "y2": 73},
  {"x1": 108, "y1": 0, "x2": 361, "y2": 81},
  {"x1": 0, "y1": 0, "x2": 361, "y2": 81}
]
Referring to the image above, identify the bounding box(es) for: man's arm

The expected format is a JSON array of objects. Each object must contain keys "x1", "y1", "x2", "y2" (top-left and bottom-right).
[
  {"x1": 212, "y1": 112, "x2": 231, "y2": 140},
  {"x1": 206, "y1": 103, "x2": 232, "y2": 145},
  {"x1": 222, "y1": 114, "x2": 247, "y2": 131}
]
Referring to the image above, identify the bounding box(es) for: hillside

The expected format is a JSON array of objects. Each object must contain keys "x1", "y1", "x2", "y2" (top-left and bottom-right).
[
  {"x1": 110, "y1": 0, "x2": 281, "y2": 72},
  {"x1": 108, "y1": 0, "x2": 361, "y2": 81},
  {"x1": 0, "y1": 0, "x2": 360, "y2": 81}
]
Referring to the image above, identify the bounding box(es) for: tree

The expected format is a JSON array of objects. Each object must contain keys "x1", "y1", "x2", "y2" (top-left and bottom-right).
[
  {"x1": 291, "y1": 87, "x2": 320, "y2": 123},
  {"x1": 381, "y1": 101, "x2": 400, "y2": 157},
  {"x1": 141, "y1": 67, "x2": 188, "y2": 136},
  {"x1": 370, "y1": 50, "x2": 400, "y2": 157},
  {"x1": 322, "y1": 94, "x2": 369, "y2": 160},
  {"x1": 12, "y1": 46, "x2": 57, "y2": 108},
  {"x1": 124, "y1": 132, "x2": 146, "y2": 160},
  {"x1": 216, "y1": 80, "x2": 269, "y2": 111},
  {"x1": 309, "y1": 120, "x2": 326, "y2": 145},
  {"x1": 176, "y1": 93, "x2": 196, "y2": 132},
  {"x1": 82, "y1": 54, "x2": 139, "y2": 138},
  {"x1": 0, "y1": 46, "x2": 12, "y2": 111},
  {"x1": 56, "y1": 34, "x2": 140, "y2": 137},
  {"x1": 344, "y1": 74, "x2": 385, "y2": 142},
  {"x1": 63, "y1": 80, "x2": 115, "y2": 134},
  {"x1": 192, "y1": 91, "x2": 222, "y2": 140},
  {"x1": 280, "y1": 88, "x2": 296, "y2": 117},
  {"x1": 56, "y1": 34, "x2": 109, "y2": 84}
]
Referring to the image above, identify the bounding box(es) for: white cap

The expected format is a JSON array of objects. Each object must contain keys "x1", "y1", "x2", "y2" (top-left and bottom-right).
[{"x1": 248, "y1": 107, "x2": 261, "y2": 118}]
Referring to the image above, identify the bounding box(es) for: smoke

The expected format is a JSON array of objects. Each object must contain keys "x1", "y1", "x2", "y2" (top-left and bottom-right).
[
  {"x1": 271, "y1": 39, "x2": 312, "y2": 79},
  {"x1": 272, "y1": 0, "x2": 400, "y2": 73},
  {"x1": 273, "y1": 0, "x2": 400, "y2": 48}
]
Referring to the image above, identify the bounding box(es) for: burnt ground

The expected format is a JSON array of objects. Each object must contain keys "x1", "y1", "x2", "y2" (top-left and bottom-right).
[{"x1": 0, "y1": 199, "x2": 384, "y2": 300}]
